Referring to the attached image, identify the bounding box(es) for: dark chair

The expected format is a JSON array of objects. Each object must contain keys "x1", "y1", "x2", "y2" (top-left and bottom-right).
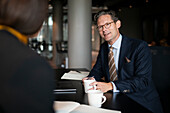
[{"x1": 150, "y1": 46, "x2": 170, "y2": 113}]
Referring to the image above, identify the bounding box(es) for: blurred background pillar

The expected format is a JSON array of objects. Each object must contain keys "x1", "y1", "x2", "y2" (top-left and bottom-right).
[
  {"x1": 52, "y1": 0, "x2": 63, "y2": 68},
  {"x1": 68, "y1": 0, "x2": 92, "y2": 70}
]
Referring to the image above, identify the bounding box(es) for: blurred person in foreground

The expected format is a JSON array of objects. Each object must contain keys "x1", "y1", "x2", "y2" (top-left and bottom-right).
[
  {"x1": 82, "y1": 10, "x2": 163, "y2": 113},
  {"x1": 0, "y1": 0, "x2": 55, "y2": 113}
]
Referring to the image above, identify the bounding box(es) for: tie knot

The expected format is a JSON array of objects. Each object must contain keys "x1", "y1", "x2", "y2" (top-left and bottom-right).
[{"x1": 109, "y1": 46, "x2": 113, "y2": 51}]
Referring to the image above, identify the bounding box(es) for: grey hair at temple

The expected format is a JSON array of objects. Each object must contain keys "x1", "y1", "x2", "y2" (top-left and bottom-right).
[{"x1": 94, "y1": 10, "x2": 119, "y2": 25}]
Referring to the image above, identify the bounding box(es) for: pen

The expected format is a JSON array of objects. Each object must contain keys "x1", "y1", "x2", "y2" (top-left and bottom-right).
[{"x1": 76, "y1": 70, "x2": 81, "y2": 73}]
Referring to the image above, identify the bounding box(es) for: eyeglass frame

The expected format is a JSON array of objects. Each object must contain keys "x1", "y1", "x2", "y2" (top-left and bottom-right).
[{"x1": 96, "y1": 21, "x2": 114, "y2": 31}]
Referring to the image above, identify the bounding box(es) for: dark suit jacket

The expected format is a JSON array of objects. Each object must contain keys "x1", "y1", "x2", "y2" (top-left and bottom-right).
[
  {"x1": 0, "y1": 30, "x2": 55, "y2": 113},
  {"x1": 88, "y1": 35, "x2": 163, "y2": 113}
]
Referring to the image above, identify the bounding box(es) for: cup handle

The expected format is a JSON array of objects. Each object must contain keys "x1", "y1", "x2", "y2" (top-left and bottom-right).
[
  {"x1": 93, "y1": 85, "x2": 96, "y2": 90},
  {"x1": 101, "y1": 96, "x2": 106, "y2": 104}
]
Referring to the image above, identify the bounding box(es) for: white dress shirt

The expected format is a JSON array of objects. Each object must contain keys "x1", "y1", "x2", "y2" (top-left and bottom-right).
[{"x1": 108, "y1": 34, "x2": 122, "y2": 92}]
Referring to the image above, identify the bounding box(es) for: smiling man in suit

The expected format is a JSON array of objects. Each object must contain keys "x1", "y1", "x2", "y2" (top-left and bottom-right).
[{"x1": 82, "y1": 10, "x2": 163, "y2": 113}]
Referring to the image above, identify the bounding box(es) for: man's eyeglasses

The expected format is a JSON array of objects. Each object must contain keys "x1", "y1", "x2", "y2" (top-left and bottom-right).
[{"x1": 97, "y1": 22, "x2": 114, "y2": 31}]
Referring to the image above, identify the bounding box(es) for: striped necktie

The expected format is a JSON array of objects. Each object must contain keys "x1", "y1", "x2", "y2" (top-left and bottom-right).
[{"x1": 108, "y1": 46, "x2": 118, "y2": 81}]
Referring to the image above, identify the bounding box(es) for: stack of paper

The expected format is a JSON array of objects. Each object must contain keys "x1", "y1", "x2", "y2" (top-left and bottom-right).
[
  {"x1": 54, "y1": 101, "x2": 121, "y2": 113},
  {"x1": 54, "y1": 89, "x2": 77, "y2": 94},
  {"x1": 61, "y1": 71, "x2": 89, "y2": 80}
]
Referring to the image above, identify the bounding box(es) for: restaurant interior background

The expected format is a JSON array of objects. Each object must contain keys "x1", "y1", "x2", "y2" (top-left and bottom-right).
[
  {"x1": 28, "y1": 0, "x2": 169, "y2": 68},
  {"x1": 27, "y1": 0, "x2": 169, "y2": 112}
]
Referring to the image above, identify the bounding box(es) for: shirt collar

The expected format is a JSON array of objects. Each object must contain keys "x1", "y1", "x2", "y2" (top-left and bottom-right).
[
  {"x1": 109, "y1": 34, "x2": 122, "y2": 50},
  {"x1": 0, "y1": 25, "x2": 28, "y2": 45}
]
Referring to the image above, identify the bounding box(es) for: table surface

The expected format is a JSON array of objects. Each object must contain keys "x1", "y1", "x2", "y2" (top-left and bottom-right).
[{"x1": 54, "y1": 68, "x2": 153, "y2": 113}]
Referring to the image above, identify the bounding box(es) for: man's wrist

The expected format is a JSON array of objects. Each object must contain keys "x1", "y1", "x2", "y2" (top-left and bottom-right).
[
  {"x1": 111, "y1": 82, "x2": 120, "y2": 92},
  {"x1": 108, "y1": 82, "x2": 113, "y2": 90}
]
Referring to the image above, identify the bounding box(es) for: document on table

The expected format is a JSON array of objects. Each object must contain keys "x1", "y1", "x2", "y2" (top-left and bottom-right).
[
  {"x1": 61, "y1": 71, "x2": 89, "y2": 80},
  {"x1": 54, "y1": 101, "x2": 121, "y2": 113}
]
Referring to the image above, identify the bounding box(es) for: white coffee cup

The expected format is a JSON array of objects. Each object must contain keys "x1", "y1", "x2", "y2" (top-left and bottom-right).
[
  {"x1": 84, "y1": 79, "x2": 96, "y2": 93},
  {"x1": 87, "y1": 90, "x2": 106, "y2": 107}
]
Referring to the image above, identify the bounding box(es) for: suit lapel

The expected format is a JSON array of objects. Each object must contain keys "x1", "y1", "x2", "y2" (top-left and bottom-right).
[
  {"x1": 118, "y1": 36, "x2": 130, "y2": 74},
  {"x1": 103, "y1": 42, "x2": 110, "y2": 82}
]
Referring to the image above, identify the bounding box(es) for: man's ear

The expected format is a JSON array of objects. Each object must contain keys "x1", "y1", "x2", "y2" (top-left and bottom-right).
[{"x1": 116, "y1": 20, "x2": 121, "y2": 29}]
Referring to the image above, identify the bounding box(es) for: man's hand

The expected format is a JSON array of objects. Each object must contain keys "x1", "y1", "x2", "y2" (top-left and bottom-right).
[
  {"x1": 82, "y1": 77, "x2": 95, "y2": 84},
  {"x1": 90, "y1": 82, "x2": 113, "y2": 93}
]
